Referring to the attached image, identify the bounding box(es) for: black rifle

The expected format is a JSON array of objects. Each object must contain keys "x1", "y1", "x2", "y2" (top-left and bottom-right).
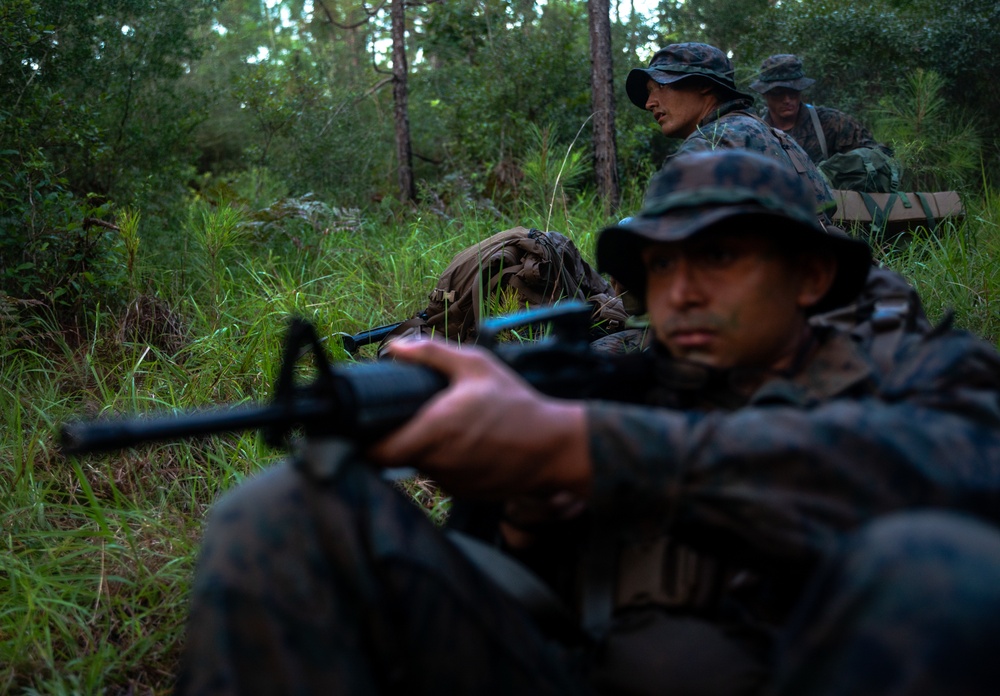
[
  {"x1": 61, "y1": 302, "x2": 650, "y2": 456},
  {"x1": 335, "y1": 313, "x2": 428, "y2": 354},
  {"x1": 335, "y1": 322, "x2": 401, "y2": 354}
]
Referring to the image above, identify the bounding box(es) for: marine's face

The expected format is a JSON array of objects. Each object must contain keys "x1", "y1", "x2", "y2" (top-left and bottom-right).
[
  {"x1": 764, "y1": 87, "x2": 801, "y2": 122},
  {"x1": 641, "y1": 227, "x2": 834, "y2": 371},
  {"x1": 645, "y1": 79, "x2": 717, "y2": 139}
]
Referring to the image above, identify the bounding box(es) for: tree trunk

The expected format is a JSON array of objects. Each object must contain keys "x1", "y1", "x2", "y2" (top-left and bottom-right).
[
  {"x1": 588, "y1": 0, "x2": 620, "y2": 214},
  {"x1": 391, "y1": 0, "x2": 415, "y2": 203}
]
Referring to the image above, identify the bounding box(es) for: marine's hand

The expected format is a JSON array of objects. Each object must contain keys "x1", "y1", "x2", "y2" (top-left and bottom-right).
[
  {"x1": 367, "y1": 339, "x2": 592, "y2": 500},
  {"x1": 500, "y1": 491, "x2": 588, "y2": 549}
]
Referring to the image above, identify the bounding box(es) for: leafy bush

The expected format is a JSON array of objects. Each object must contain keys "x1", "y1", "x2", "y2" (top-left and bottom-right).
[
  {"x1": 734, "y1": 0, "x2": 997, "y2": 185},
  {"x1": 0, "y1": 150, "x2": 126, "y2": 321},
  {"x1": 874, "y1": 70, "x2": 982, "y2": 192}
]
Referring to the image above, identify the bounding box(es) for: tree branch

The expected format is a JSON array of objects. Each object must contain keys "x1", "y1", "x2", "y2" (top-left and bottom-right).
[
  {"x1": 371, "y1": 40, "x2": 391, "y2": 76},
  {"x1": 318, "y1": 76, "x2": 394, "y2": 137},
  {"x1": 314, "y1": 0, "x2": 388, "y2": 30},
  {"x1": 83, "y1": 218, "x2": 120, "y2": 232}
]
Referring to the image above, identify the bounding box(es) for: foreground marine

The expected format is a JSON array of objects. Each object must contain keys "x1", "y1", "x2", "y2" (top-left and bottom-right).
[{"x1": 177, "y1": 150, "x2": 1000, "y2": 695}]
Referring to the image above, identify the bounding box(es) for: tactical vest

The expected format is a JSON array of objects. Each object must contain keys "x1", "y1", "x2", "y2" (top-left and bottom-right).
[
  {"x1": 805, "y1": 103, "x2": 829, "y2": 161},
  {"x1": 730, "y1": 108, "x2": 836, "y2": 216}
]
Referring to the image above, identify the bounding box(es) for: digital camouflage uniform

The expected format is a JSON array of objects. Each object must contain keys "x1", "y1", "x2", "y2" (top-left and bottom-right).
[
  {"x1": 751, "y1": 54, "x2": 893, "y2": 164},
  {"x1": 771, "y1": 510, "x2": 1000, "y2": 696},
  {"x1": 762, "y1": 102, "x2": 891, "y2": 165},
  {"x1": 625, "y1": 44, "x2": 835, "y2": 216},
  {"x1": 676, "y1": 99, "x2": 836, "y2": 215},
  {"x1": 177, "y1": 320, "x2": 1000, "y2": 696},
  {"x1": 177, "y1": 151, "x2": 1000, "y2": 696},
  {"x1": 176, "y1": 452, "x2": 593, "y2": 696}
]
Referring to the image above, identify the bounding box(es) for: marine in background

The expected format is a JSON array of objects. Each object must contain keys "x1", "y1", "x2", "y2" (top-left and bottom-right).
[{"x1": 751, "y1": 53, "x2": 893, "y2": 165}]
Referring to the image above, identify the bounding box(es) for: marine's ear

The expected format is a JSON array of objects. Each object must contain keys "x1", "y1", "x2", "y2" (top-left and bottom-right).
[{"x1": 795, "y1": 252, "x2": 838, "y2": 310}]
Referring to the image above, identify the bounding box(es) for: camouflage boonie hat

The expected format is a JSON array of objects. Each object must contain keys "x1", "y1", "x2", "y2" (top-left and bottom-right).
[
  {"x1": 750, "y1": 54, "x2": 816, "y2": 94},
  {"x1": 597, "y1": 150, "x2": 871, "y2": 313},
  {"x1": 626, "y1": 42, "x2": 753, "y2": 109}
]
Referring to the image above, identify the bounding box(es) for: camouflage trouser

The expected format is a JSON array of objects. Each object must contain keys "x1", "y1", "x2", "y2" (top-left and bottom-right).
[
  {"x1": 175, "y1": 448, "x2": 593, "y2": 696},
  {"x1": 771, "y1": 510, "x2": 1000, "y2": 696},
  {"x1": 177, "y1": 446, "x2": 1000, "y2": 696}
]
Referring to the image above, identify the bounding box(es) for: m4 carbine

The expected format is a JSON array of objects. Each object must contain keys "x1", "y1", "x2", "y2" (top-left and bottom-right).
[{"x1": 61, "y1": 302, "x2": 650, "y2": 457}]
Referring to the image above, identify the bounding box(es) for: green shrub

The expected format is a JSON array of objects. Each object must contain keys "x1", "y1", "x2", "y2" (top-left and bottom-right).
[
  {"x1": 0, "y1": 150, "x2": 126, "y2": 322},
  {"x1": 874, "y1": 70, "x2": 982, "y2": 192}
]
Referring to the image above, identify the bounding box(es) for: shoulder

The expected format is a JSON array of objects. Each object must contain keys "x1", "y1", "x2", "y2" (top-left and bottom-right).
[
  {"x1": 716, "y1": 110, "x2": 767, "y2": 129},
  {"x1": 881, "y1": 328, "x2": 1000, "y2": 399},
  {"x1": 714, "y1": 112, "x2": 774, "y2": 140},
  {"x1": 812, "y1": 266, "x2": 1000, "y2": 399},
  {"x1": 689, "y1": 111, "x2": 779, "y2": 150},
  {"x1": 813, "y1": 105, "x2": 846, "y2": 118},
  {"x1": 815, "y1": 105, "x2": 867, "y2": 130}
]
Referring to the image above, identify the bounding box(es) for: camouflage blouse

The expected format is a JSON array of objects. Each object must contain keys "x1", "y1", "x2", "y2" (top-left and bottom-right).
[
  {"x1": 668, "y1": 99, "x2": 837, "y2": 215},
  {"x1": 586, "y1": 325, "x2": 1000, "y2": 565},
  {"x1": 763, "y1": 103, "x2": 892, "y2": 164}
]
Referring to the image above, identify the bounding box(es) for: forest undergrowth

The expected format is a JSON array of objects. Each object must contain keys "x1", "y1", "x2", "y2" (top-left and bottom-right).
[{"x1": 2, "y1": 176, "x2": 998, "y2": 694}]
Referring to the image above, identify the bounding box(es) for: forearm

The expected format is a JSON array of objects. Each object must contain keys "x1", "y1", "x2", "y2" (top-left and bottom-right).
[{"x1": 584, "y1": 398, "x2": 1000, "y2": 564}]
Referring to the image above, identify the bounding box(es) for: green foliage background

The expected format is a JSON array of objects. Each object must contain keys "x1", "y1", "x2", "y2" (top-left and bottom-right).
[
  {"x1": 7, "y1": 0, "x2": 997, "y2": 321},
  {"x1": 2, "y1": 0, "x2": 1000, "y2": 691}
]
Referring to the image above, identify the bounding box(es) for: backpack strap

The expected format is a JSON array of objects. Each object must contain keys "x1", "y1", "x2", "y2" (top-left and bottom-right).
[
  {"x1": 579, "y1": 522, "x2": 618, "y2": 642},
  {"x1": 814, "y1": 266, "x2": 932, "y2": 376},
  {"x1": 868, "y1": 295, "x2": 912, "y2": 374},
  {"x1": 737, "y1": 109, "x2": 805, "y2": 174},
  {"x1": 805, "y1": 104, "x2": 828, "y2": 161},
  {"x1": 429, "y1": 288, "x2": 457, "y2": 304},
  {"x1": 473, "y1": 264, "x2": 527, "y2": 329},
  {"x1": 914, "y1": 192, "x2": 938, "y2": 233},
  {"x1": 860, "y1": 191, "x2": 901, "y2": 233},
  {"x1": 889, "y1": 159, "x2": 901, "y2": 193},
  {"x1": 815, "y1": 286, "x2": 913, "y2": 375},
  {"x1": 865, "y1": 152, "x2": 901, "y2": 194},
  {"x1": 529, "y1": 229, "x2": 588, "y2": 301},
  {"x1": 863, "y1": 156, "x2": 877, "y2": 187}
]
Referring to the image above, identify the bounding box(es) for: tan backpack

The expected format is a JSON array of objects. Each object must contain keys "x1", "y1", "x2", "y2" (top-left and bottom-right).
[{"x1": 378, "y1": 226, "x2": 629, "y2": 352}]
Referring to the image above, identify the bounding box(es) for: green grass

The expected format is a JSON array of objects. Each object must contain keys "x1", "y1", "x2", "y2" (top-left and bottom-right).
[
  {"x1": 873, "y1": 187, "x2": 1000, "y2": 344},
  {"x1": 0, "y1": 182, "x2": 628, "y2": 693},
  {"x1": 1, "y1": 177, "x2": 997, "y2": 693}
]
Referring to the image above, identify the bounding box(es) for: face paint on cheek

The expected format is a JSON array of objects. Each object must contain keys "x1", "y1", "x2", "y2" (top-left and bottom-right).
[{"x1": 717, "y1": 308, "x2": 741, "y2": 332}]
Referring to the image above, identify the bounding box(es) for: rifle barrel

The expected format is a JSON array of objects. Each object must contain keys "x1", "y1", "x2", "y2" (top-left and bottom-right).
[
  {"x1": 338, "y1": 322, "x2": 404, "y2": 353},
  {"x1": 60, "y1": 401, "x2": 328, "y2": 455}
]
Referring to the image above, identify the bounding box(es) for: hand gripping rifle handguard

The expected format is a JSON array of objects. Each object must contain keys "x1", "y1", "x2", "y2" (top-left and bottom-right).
[{"x1": 61, "y1": 302, "x2": 651, "y2": 459}]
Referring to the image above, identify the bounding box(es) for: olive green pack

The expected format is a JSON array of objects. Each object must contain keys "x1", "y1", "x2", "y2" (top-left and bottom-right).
[
  {"x1": 820, "y1": 146, "x2": 902, "y2": 193},
  {"x1": 378, "y1": 227, "x2": 629, "y2": 353}
]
